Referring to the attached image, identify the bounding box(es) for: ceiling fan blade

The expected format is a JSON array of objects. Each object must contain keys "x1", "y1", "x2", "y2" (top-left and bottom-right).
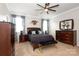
[
  {"x1": 48, "y1": 4, "x2": 59, "y2": 8},
  {"x1": 48, "y1": 8, "x2": 56, "y2": 12},
  {"x1": 36, "y1": 9, "x2": 43, "y2": 11},
  {"x1": 37, "y1": 4, "x2": 44, "y2": 8}
]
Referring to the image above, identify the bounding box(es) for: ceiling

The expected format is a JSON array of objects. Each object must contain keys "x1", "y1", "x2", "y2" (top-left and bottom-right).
[{"x1": 6, "y1": 3, "x2": 79, "y2": 16}]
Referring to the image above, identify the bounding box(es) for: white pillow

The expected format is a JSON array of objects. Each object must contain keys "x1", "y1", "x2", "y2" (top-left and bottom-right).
[
  {"x1": 32, "y1": 31, "x2": 36, "y2": 34},
  {"x1": 38, "y1": 31, "x2": 42, "y2": 34}
]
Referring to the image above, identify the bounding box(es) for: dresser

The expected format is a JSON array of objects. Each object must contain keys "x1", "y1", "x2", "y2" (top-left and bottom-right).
[
  {"x1": 56, "y1": 30, "x2": 76, "y2": 46},
  {"x1": 0, "y1": 22, "x2": 15, "y2": 56}
]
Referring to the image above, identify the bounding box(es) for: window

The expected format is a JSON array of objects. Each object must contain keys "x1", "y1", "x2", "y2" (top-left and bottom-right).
[
  {"x1": 15, "y1": 16, "x2": 23, "y2": 32},
  {"x1": 42, "y1": 19, "x2": 49, "y2": 34},
  {"x1": 11, "y1": 15, "x2": 25, "y2": 33}
]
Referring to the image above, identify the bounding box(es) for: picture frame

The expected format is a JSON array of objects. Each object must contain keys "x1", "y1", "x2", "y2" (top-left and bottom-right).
[{"x1": 59, "y1": 19, "x2": 74, "y2": 30}]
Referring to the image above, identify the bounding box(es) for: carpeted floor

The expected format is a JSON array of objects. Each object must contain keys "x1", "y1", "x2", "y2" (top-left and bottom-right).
[{"x1": 15, "y1": 41, "x2": 79, "y2": 56}]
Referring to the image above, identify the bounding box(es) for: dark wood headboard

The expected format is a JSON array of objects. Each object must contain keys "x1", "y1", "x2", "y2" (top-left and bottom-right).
[{"x1": 27, "y1": 27, "x2": 41, "y2": 34}]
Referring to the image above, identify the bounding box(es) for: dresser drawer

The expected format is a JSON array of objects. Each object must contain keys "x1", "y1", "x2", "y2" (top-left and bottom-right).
[
  {"x1": 63, "y1": 40, "x2": 73, "y2": 45},
  {"x1": 64, "y1": 34, "x2": 73, "y2": 38},
  {"x1": 64, "y1": 37, "x2": 73, "y2": 41}
]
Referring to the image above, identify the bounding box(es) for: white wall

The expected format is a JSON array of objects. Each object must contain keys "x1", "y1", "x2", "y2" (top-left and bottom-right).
[
  {"x1": 0, "y1": 3, "x2": 10, "y2": 22},
  {"x1": 25, "y1": 15, "x2": 41, "y2": 34},
  {"x1": 49, "y1": 7, "x2": 79, "y2": 46}
]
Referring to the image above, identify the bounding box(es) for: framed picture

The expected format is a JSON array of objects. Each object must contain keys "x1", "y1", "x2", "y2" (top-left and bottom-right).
[{"x1": 59, "y1": 19, "x2": 74, "y2": 30}]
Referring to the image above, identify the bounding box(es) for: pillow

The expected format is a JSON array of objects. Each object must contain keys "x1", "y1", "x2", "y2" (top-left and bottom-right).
[
  {"x1": 38, "y1": 30, "x2": 42, "y2": 34},
  {"x1": 31, "y1": 31, "x2": 36, "y2": 34}
]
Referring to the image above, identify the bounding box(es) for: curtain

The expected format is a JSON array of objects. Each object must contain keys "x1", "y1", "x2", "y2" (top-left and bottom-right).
[{"x1": 21, "y1": 16, "x2": 25, "y2": 33}]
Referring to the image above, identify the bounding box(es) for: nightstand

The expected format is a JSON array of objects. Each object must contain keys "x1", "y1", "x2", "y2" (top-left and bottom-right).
[{"x1": 19, "y1": 34, "x2": 28, "y2": 42}]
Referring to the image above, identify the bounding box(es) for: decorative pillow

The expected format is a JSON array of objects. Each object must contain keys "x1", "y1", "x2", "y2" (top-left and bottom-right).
[
  {"x1": 31, "y1": 31, "x2": 36, "y2": 34},
  {"x1": 38, "y1": 30, "x2": 42, "y2": 34}
]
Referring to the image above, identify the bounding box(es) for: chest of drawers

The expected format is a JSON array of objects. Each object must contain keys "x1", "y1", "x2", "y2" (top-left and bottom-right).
[{"x1": 56, "y1": 30, "x2": 76, "y2": 46}]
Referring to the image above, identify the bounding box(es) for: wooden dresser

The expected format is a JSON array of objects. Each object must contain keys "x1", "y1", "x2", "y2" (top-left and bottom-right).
[
  {"x1": 56, "y1": 30, "x2": 76, "y2": 46},
  {"x1": 0, "y1": 22, "x2": 15, "y2": 56}
]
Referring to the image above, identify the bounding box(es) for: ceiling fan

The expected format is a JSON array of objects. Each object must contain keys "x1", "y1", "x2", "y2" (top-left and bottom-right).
[{"x1": 36, "y1": 3, "x2": 59, "y2": 14}]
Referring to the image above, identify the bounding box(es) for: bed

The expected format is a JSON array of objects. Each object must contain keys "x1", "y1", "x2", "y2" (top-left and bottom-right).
[{"x1": 27, "y1": 27, "x2": 57, "y2": 50}]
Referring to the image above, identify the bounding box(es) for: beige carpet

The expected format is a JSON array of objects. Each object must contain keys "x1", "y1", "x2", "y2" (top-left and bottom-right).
[{"x1": 15, "y1": 41, "x2": 79, "y2": 56}]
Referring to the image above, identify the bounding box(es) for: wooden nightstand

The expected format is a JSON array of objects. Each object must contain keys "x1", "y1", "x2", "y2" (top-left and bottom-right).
[{"x1": 19, "y1": 34, "x2": 28, "y2": 42}]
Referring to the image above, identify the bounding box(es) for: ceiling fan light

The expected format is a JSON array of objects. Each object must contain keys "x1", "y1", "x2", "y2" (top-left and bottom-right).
[{"x1": 44, "y1": 9, "x2": 48, "y2": 12}]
